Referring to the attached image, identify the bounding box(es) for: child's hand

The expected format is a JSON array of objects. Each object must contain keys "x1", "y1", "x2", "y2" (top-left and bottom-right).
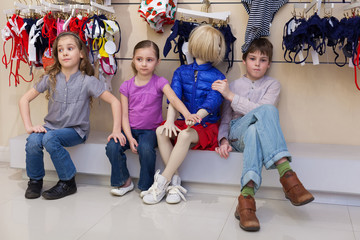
[
  {"x1": 27, "y1": 125, "x2": 47, "y2": 134},
  {"x1": 107, "y1": 132, "x2": 126, "y2": 146},
  {"x1": 215, "y1": 139, "x2": 232, "y2": 159},
  {"x1": 158, "y1": 121, "x2": 180, "y2": 138},
  {"x1": 184, "y1": 114, "x2": 201, "y2": 127},
  {"x1": 211, "y1": 79, "x2": 234, "y2": 101},
  {"x1": 129, "y1": 138, "x2": 138, "y2": 154}
]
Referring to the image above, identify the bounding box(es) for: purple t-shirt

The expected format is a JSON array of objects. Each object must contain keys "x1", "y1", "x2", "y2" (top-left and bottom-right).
[{"x1": 120, "y1": 74, "x2": 169, "y2": 130}]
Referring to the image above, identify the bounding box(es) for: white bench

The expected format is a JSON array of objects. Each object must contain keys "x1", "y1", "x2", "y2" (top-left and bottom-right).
[{"x1": 9, "y1": 131, "x2": 360, "y2": 205}]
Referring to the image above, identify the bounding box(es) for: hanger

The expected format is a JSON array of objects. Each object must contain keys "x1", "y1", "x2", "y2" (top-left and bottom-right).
[
  {"x1": 40, "y1": 0, "x2": 61, "y2": 11},
  {"x1": 63, "y1": 8, "x2": 75, "y2": 30},
  {"x1": 292, "y1": 3, "x2": 307, "y2": 18},
  {"x1": 324, "y1": 2, "x2": 334, "y2": 18},
  {"x1": 305, "y1": 0, "x2": 321, "y2": 15},
  {"x1": 90, "y1": 0, "x2": 115, "y2": 14},
  {"x1": 344, "y1": 1, "x2": 360, "y2": 11},
  {"x1": 176, "y1": 8, "x2": 230, "y2": 22}
]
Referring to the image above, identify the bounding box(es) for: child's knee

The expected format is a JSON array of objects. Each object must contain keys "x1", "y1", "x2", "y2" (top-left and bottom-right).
[
  {"x1": 137, "y1": 143, "x2": 155, "y2": 156},
  {"x1": 156, "y1": 125, "x2": 168, "y2": 137},
  {"x1": 26, "y1": 133, "x2": 44, "y2": 152},
  {"x1": 260, "y1": 104, "x2": 278, "y2": 115},
  {"x1": 106, "y1": 139, "x2": 122, "y2": 154},
  {"x1": 244, "y1": 125, "x2": 257, "y2": 140},
  {"x1": 41, "y1": 132, "x2": 59, "y2": 151},
  {"x1": 177, "y1": 130, "x2": 194, "y2": 143}
]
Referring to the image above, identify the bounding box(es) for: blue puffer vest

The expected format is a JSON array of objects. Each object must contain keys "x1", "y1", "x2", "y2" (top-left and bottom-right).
[{"x1": 170, "y1": 60, "x2": 225, "y2": 124}]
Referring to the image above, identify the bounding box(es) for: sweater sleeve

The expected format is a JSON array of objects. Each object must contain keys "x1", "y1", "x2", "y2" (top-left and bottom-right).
[{"x1": 218, "y1": 99, "x2": 233, "y2": 143}]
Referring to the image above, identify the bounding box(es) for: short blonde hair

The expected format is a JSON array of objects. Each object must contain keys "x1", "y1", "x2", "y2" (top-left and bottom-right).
[{"x1": 188, "y1": 25, "x2": 225, "y2": 65}]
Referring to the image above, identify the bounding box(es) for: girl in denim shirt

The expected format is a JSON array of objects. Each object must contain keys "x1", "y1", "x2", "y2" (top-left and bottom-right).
[{"x1": 19, "y1": 32, "x2": 125, "y2": 200}]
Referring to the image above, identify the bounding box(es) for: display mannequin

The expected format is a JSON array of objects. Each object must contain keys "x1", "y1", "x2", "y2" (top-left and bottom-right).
[{"x1": 141, "y1": 24, "x2": 226, "y2": 204}]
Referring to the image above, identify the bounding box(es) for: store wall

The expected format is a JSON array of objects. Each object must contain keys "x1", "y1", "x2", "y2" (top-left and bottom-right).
[{"x1": 1, "y1": 0, "x2": 359, "y2": 148}]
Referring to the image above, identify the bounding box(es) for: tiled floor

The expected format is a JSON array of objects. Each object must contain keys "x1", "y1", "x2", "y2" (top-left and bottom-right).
[{"x1": 0, "y1": 161, "x2": 359, "y2": 240}]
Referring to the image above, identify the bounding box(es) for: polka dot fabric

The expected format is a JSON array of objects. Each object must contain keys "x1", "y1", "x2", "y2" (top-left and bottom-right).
[{"x1": 139, "y1": 0, "x2": 177, "y2": 33}]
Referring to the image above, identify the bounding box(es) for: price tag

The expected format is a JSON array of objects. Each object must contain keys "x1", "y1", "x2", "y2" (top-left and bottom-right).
[{"x1": 105, "y1": 40, "x2": 116, "y2": 55}]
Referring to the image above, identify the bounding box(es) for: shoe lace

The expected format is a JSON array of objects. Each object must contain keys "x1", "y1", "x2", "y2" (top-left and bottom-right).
[
  {"x1": 140, "y1": 170, "x2": 163, "y2": 199},
  {"x1": 167, "y1": 185, "x2": 187, "y2": 202},
  {"x1": 140, "y1": 181, "x2": 158, "y2": 197}
]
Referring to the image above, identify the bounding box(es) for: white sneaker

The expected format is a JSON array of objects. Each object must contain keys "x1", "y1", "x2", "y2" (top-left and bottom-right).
[
  {"x1": 142, "y1": 170, "x2": 169, "y2": 205},
  {"x1": 166, "y1": 175, "x2": 187, "y2": 204},
  {"x1": 110, "y1": 181, "x2": 134, "y2": 196}
]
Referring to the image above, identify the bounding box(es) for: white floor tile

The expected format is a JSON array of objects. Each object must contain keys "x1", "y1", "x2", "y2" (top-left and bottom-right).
[
  {"x1": 0, "y1": 183, "x2": 130, "y2": 240},
  {"x1": 79, "y1": 191, "x2": 233, "y2": 240},
  {"x1": 219, "y1": 221, "x2": 356, "y2": 240},
  {"x1": 0, "y1": 165, "x2": 27, "y2": 204},
  {"x1": 219, "y1": 198, "x2": 355, "y2": 240},
  {"x1": 349, "y1": 206, "x2": 360, "y2": 231},
  {"x1": 255, "y1": 198, "x2": 353, "y2": 231},
  {"x1": 355, "y1": 231, "x2": 360, "y2": 240},
  {"x1": 0, "y1": 162, "x2": 358, "y2": 240}
]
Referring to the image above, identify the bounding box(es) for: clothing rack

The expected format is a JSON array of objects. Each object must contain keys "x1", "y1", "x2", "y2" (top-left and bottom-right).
[
  {"x1": 176, "y1": 8, "x2": 230, "y2": 22},
  {"x1": 305, "y1": 0, "x2": 321, "y2": 14},
  {"x1": 344, "y1": 1, "x2": 360, "y2": 10}
]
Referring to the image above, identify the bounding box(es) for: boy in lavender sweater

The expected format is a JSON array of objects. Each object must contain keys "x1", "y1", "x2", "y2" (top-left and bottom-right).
[{"x1": 212, "y1": 38, "x2": 314, "y2": 232}]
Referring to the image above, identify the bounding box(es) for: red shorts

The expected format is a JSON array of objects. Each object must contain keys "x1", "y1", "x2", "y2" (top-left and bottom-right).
[{"x1": 161, "y1": 120, "x2": 219, "y2": 151}]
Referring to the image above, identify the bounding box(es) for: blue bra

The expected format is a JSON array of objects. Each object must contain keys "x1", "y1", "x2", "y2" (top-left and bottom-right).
[{"x1": 163, "y1": 20, "x2": 237, "y2": 72}]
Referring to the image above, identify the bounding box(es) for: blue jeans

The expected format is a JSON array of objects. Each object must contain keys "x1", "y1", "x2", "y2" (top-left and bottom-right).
[
  {"x1": 106, "y1": 129, "x2": 157, "y2": 191},
  {"x1": 229, "y1": 105, "x2": 292, "y2": 192},
  {"x1": 25, "y1": 128, "x2": 85, "y2": 181}
]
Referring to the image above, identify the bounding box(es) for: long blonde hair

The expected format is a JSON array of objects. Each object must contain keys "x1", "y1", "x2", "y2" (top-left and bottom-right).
[{"x1": 43, "y1": 31, "x2": 94, "y2": 99}]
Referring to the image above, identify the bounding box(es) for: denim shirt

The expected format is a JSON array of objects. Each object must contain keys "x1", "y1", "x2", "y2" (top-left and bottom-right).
[{"x1": 35, "y1": 71, "x2": 105, "y2": 139}]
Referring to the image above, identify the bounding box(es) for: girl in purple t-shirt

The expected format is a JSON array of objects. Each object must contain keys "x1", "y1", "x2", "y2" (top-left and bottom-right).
[{"x1": 106, "y1": 40, "x2": 200, "y2": 196}]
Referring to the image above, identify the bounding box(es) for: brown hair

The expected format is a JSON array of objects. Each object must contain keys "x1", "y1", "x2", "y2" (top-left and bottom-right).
[
  {"x1": 131, "y1": 40, "x2": 160, "y2": 74},
  {"x1": 188, "y1": 24, "x2": 225, "y2": 65},
  {"x1": 42, "y1": 31, "x2": 94, "y2": 100},
  {"x1": 242, "y1": 38, "x2": 273, "y2": 62}
]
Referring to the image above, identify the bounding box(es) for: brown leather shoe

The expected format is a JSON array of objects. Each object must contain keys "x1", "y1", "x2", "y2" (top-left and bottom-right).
[
  {"x1": 280, "y1": 171, "x2": 314, "y2": 206},
  {"x1": 234, "y1": 195, "x2": 260, "y2": 231}
]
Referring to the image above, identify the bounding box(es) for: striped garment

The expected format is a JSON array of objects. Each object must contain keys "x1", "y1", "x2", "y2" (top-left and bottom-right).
[{"x1": 241, "y1": 0, "x2": 288, "y2": 53}]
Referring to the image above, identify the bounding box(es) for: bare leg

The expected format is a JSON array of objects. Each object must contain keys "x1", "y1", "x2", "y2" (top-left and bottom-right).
[
  {"x1": 275, "y1": 157, "x2": 288, "y2": 166},
  {"x1": 156, "y1": 126, "x2": 174, "y2": 165},
  {"x1": 161, "y1": 128, "x2": 199, "y2": 181},
  {"x1": 156, "y1": 126, "x2": 182, "y2": 177}
]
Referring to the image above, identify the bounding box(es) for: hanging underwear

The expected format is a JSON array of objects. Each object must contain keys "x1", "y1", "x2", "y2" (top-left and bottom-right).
[
  {"x1": 163, "y1": 20, "x2": 236, "y2": 72},
  {"x1": 2, "y1": 14, "x2": 33, "y2": 86},
  {"x1": 82, "y1": 14, "x2": 107, "y2": 63},
  {"x1": 57, "y1": 19, "x2": 65, "y2": 35},
  {"x1": 241, "y1": 0, "x2": 288, "y2": 53},
  {"x1": 42, "y1": 12, "x2": 57, "y2": 56},
  {"x1": 282, "y1": 17, "x2": 310, "y2": 64},
  {"x1": 138, "y1": 0, "x2": 177, "y2": 33},
  {"x1": 68, "y1": 16, "x2": 88, "y2": 42},
  {"x1": 322, "y1": 16, "x2": 346, "y2": 67},
  {"x1": 306, "y1": 13, "x2": 326, "y2": 56}
]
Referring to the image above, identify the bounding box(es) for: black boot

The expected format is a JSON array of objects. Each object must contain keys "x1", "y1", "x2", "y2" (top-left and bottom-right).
[
  {"x1": 42, "y1": 176, "x2": 77, "y2": 200},
  {"x1": 25, "y1": 179, "x2": 43, "y2": 199}
]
